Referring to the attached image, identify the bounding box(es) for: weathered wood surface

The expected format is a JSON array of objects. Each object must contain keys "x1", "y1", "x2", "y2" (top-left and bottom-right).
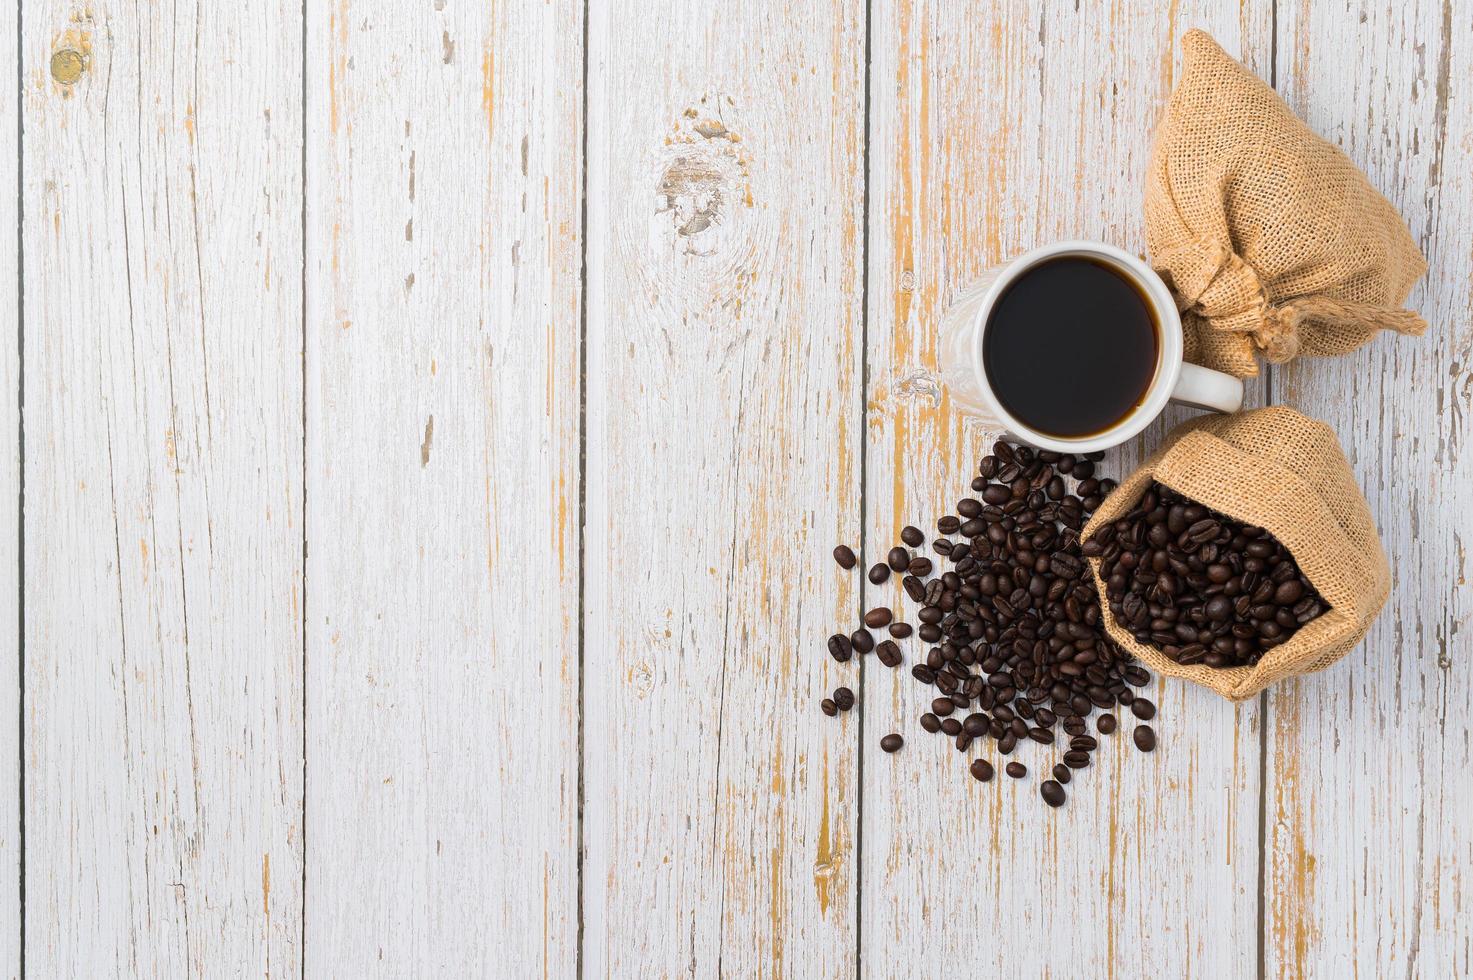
[
  {"x1": 5, "y1": 1, "x2": 1471, "y2": 976},
  {"x1": 581, "y1": 1, "x2": 865, "y2": 975},
  {"x1": 20, "y1": 0, "x2": 303, "y2": 975},
  {"x1": 1266, "y1": 4, "x2": 1473, "y2": 977},
  {"x1": 0, "y1": 6, "x2": 18, "y2": 980},
  {"x1": 862, "y1": 4, "x2": 1273, "y2": 976},
  {"x1": 304, "y1": 1, "x2": 583, "y2": 976}
]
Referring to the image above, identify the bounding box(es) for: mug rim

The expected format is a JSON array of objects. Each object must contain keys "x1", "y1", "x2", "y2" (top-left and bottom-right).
[{"x1": 966, "y1": 239, "x2": 1185, "y2": 454}]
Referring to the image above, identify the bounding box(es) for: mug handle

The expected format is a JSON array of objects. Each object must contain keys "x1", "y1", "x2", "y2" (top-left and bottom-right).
[{"x1": 1169, "y1": 362, "x2": 1244, "y2": 414}]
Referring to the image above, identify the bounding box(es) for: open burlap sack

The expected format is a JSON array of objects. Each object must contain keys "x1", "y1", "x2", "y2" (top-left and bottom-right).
[
  {"x1": 1145, "y1": 30, "x2": 1427, "y2": 378},
  {"x1": 1084, "y1": 407, "x2": 1389, "y2": 700}
]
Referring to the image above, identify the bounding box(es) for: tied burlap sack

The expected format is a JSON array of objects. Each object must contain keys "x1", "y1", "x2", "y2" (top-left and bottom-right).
[
  {"x1": 1084, "y1": 407, "x2": 1389, "y2": 700},
  {"x1": 1144, "y1": 30, "x2": 1428, "y2": 378}
]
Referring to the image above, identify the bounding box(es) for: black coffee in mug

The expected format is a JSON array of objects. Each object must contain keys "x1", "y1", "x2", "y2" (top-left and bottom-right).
[{"x1": 982, "y1": 255, "x2": 1159, "y2": 438}]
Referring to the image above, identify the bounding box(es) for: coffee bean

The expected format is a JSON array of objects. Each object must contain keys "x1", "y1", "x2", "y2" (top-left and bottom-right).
[
  {"x1": 1130, "y1": 698, "x2": 1156, "y2": 721},
  {"x1": 864, "y1": 607, "x2": 893, "y2": 628},
  {"x1": 1274, "y1": 580, "x2": 1304, "y2": 605},
  {"x1": 834, "y1": 687, "x2": 855, "y2": 711},
  {"x1": 931, "y1": 697, "x2": 955, "y2": 717},
  {"x1": 901, "y1": 525, "x2": 925, "y2": 547},
  {"x1": 888, "y1": 622, "x2": 913, "y2": 639},
  {"x1": 903, "y1": 575, "x2": 927, "y2": 602},
  {"x1": 851, "y1": 630, "x2": 874, "y2": 654},
  {"x1": 908, "y1": 557, "x2": 934, "y2": 577},
  {"x1": 888, "y1": 547, "x2": 910, "y2": 572},
  {"x1": 1096, "y1": 714, "x2": 1118, "y2": 735},
  {"x1": 876, "y1": 640, "x2": 902, "y2": 667},
  {"x1": 1005, "y1": 762, "x2": 1027, "y2": 779},
  {"x1": 982, "y1": 485, "x2": 1011, "y2": 506},
  {"x1": 880, "y1": 733, "x2": 904, "y2": 753},
  {"x1": 827, "y1": 634, "x2": 853, "y2": 663},
  {"x1": 919, "y1": 712, "x2": 941, "y2": 732},
  {"x1": 1185, "y1": 518, "x2": 1221, "y2": 544},
  {"x1": 940, "y1": 717, "x2": 962, "y2": 736},
  {"x1": 937, "y1": 515, "x2": 961, "y2": 535},
  {"x1": 1133, "y1": 724, "x2": 1156, "y2": 752},
  {"x1": 1176, "y1": 645, "x2": 1206, "y2": 665},
  {"x1": 821, "y1": 698, "x2": 837, "y2": 716},
  {"x1": 1040, "y1": 780, "x2": 1066, "y2": 807},
  {"x1": 868, "y1": 563, "x2": 890, "y2": 585},
  {"x1": 1069, "y1": 735, "x2": 1098, "y2": 752},
  {"x1": 970, "y1": 759, "x2": 994, "y2": 782},
  {"x1": 1052, "y1": 763, "x2": 1071, "y2": 784},
  {"x1": 1062, "y1": 751, "x2": 1090, "y2": 769}
]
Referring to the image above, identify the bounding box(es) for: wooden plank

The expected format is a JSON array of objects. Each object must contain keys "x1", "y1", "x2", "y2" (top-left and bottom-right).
[
  {"x1": 20, "y1": 0, "x2": 303, "y2": 975},
  {"x1": 1266, "y1": 4, "x2": 1473, "y2": 976},
  {"x1": 303, "y1": 2, "x2": 582, "y2": 975},
  {"x1": 862, "y1": 5, "x2": 1274, "y2": 975},
  {"x1": 580, "y1": 1, "x2": 865, "y2": 974},
  {"x1": 1, "y1": 3, "x2": 19, "y2": 977}
]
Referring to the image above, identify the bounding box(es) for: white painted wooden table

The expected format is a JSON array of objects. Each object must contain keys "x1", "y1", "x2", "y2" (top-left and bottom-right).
[{"x1": 2, "y1": 1, "x2": 1469, "y2": 976}]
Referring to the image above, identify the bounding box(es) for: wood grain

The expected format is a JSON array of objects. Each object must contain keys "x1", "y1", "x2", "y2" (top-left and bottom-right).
[
  {"x1": 1266, "y1": 3, "x2": 1473, "y2": 976},
  {"x1": 581, "y1": 1, "x2": 865, "y2": 974},
  {"x1": 861, "y1": 5, "x2": 1273, "y2": 975},
  {"x1": 3, "y1": 1, "x2": 1470, "y2": 975},
  {"x1": 1, "y1": 5, "x2": 18, "y2": 978},
  {"x1": 303, "y1": 1, "x2": 583, "y2": 975},
  {"x1": 20, "y1": 0, "x2": 304, "y2": 974}
]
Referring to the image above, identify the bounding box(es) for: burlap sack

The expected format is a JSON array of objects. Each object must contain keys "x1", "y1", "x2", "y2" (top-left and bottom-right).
[
  {"x1": 1084, "y1": 407, "x2": 1389, "y2": 700},
  {"x1": 1144, "y1": 30, "x2": 1427, "y2": 378}
]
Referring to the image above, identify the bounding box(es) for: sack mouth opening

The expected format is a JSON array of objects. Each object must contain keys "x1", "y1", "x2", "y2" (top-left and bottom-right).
[{"x1": 1082, "y1": 421, "x2": 1374, "y2": 700}]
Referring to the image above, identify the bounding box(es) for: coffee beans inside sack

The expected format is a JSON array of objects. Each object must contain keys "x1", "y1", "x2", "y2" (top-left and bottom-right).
[
  {"x1": 1083, "y1": 406, "x2": 1390, "y2": 701},
  {"x1": 1084, "y1": 481, "x2": 1327, "y2": 669}
]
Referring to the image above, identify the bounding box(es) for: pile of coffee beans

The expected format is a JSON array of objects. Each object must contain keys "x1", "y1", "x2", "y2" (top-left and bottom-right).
[
  {"x1": 823, "y1": 441, "x2": 1161, "y2": 809},
  {"x1": 1083, "y1": 480, "x2": 1325, "y2": 668}
]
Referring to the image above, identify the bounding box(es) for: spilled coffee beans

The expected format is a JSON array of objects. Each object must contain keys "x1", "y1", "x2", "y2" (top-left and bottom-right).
[{"x1": 820, "y1": 440, "x2": 1165, "y2": 807}]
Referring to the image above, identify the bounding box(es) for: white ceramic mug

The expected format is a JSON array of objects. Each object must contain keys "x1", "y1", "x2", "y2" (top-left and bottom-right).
[{"x1": 937, "y1": 240, "x2": 1243, "y2": 454}]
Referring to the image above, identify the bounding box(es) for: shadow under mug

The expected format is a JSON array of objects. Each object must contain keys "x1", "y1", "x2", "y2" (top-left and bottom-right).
[{"x1": 937, "y1": 240, "x2": 1244, "y2": 454}]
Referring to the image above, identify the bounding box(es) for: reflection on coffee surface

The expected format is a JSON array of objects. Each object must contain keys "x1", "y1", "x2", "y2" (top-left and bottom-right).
[{"x1": 982, "y1": 256, "x2": 1159, "y2": 438}]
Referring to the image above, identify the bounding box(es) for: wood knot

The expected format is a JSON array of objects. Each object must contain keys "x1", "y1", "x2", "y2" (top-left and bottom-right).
[
  {"x1": 50, "y1": 48, "x2": 86, "y2": 85},
  {"x1": 650, "y1": 95, "x2": 753, "y2": 258}
]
